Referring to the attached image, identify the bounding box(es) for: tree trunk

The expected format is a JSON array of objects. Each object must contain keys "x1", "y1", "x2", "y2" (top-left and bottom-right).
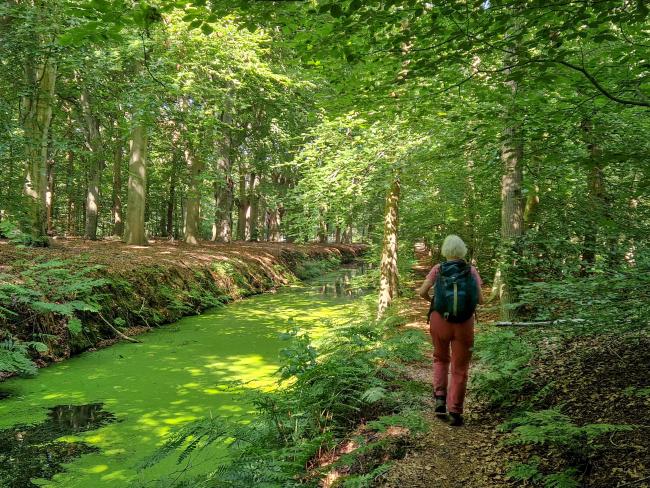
[
  {"x1": 344, "y1": 223, "x2": 353, "y2": 243},
  {"x1": 80, "y1": 89, "x2": 103, "y2": 240},
  {"x1": 377, "y1": 176, "x2": 401, "y2": 319},
  {"x1": 112, "y1": 143, "x2": 124, "y2": 236},
  {"x1": 212, "y1": 99, "x2": 234, "y2": 243},
  {"x1": 165, "y1": 151, "x2": 182, "y2": 239},
  {"x1": 236, "y1": 172, "x2": 250, "y2": 240},
  {"x1": 493, "y1": 38, "x2": 525, "y2": 321},
  {"x1": 21, "y1": 57, "x2": 57, "y2": 243},
  {"x1": 65, "y1": 149, "x2": 75, "y2": 235},
  {"x1": 212, "y1": 178, "x2": 234, "y2": 242},
  {"x1": 183, "y1": 143, "x2": 203, "y2": 245},
  {"x1": 317, "y1": 219, "x2": 327, "y2": 243},
  {"x1": 124, "y1": 124, "x2": 148, "y2": 245},
  {"x1": 268, "y1": 206, "x2": 282, "y2": 242},
  {"x1": 46, "y1": 152, "x2": 54, "y2": 235},
  {"x1": 494, "y1": 123, "x2": 524, "y2": 320},
  {"x1": 580, "y1": 118, "x2": 609, "y2": 272},
  {"x1": 248, "y1": 173, "x2": 260, "y2": 241}
]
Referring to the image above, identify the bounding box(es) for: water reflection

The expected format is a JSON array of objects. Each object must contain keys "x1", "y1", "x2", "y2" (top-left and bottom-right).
[
  {"x1": 310, "y1": 264, "x2": 369, "y2": 298},
  {"x1": 0, "y1": 404, "x2": 115, "y2": 487}
]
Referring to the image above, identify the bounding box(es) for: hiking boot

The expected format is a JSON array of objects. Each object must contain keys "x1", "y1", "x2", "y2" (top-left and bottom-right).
[
  {"x1": 449, "y1": 412, "x2": 464, "y2": 427},
  {"x1": 434, "y1": 395, "x2": 447, "y2": 416}
]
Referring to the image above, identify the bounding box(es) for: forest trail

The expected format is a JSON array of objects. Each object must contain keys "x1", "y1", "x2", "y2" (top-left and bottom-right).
[
  {"x1": 381, "y1": 246, "x2": 650, "y2": 488},
  {"x1": 379, "y1": 244, "x2": 510, "y2": 487},
  {"x1": 381, "y1": 295, "x2": 510, "y2": 488}
]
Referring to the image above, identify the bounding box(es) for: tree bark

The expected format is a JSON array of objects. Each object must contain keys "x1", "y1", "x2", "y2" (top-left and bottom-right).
[
  {"x1": 165, "y1": 152, "x2": 182, "y2": 239},
  {"x1": 493, "y1": 37, "x2": 525, "y2": 320},
  {"x1": 580, "y1": 118, "x2": 609, "y2": 272},
  {"x1": 65, "y1": 149, "x2": 74, "y2": 235},
  {"x1": 112, "y1": 143, "x2": 124, "y2": 237},
  {"x1": 248, "y1": 173, "x2": 260, "y2": 241},
  {"x1": 80, "y1": 89, "x2": 103, "y2": 240},
  {"x1": 377, "y1": 176, "x2": 401, "y2": 319},
  {"x1": 268, "y1": 206, "x2": 282, "y2": 242},
  {"x1": 46, "y1": 150, "x2": 54, "y2": 236},
  {"x1": 494, "y1": 123, "x2": 524, "y2": 320},
  {"x1": 183, "y1": 142, "x2": 203, "y2": 245},
  {"x1": 124, "y1": 124, "x2": 148, "y2": 245},
  {"x1": 212, "y1": 99, "x2": 234, "y2": 243},
  {"x1": 236, "y1": 171, "x2": 250, "y2": 240},
  {"x1": 21, "y1": 56, "x2": 57, "y2": 243}
]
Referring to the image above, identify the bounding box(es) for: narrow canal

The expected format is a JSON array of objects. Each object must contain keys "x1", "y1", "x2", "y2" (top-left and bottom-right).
[{"x1": 0, "y1": 267, "x2": 367, "y2": 487}]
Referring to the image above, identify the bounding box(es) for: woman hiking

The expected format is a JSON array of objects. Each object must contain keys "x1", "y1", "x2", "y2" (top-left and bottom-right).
[{"x1": 418, "y1": 235, "x2": 483, "y2": 427}]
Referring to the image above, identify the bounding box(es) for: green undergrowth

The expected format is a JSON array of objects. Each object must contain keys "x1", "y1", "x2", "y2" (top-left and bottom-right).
[
  {"x1": 473, "y1": 258, "x2": 649, "y2": 487},
  {"x1": 0, "y1": 257, "x2": 109, "y2": 375},
  {"x1": 473, "y1": 324, "x2": 640, "y2": 487},
  {"x1": 143, "y1": 314, "x2": 430, "y2": 487}
]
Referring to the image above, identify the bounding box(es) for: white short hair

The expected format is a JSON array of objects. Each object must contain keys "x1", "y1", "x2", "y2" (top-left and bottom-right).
[{"x1": 441, "y1": 235, "x2": 467, "y2": 259}]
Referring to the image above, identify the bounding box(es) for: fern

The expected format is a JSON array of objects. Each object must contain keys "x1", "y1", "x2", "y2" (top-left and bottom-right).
[
  {"x1": 471, "y1": 328, "x2": 533, "y2": 406},
  {"x1": 0, "y1": 336, "x2": 47, "y2": 376},
  {"x1": 544, "y1": 469, "x2": 580, "y2": 488},
  {"x1": 506, "y1": 459, "x2": 580, "y2": 488},
  {"x1": 502, "y1": 409, "x2": 633, "y2": 449}
]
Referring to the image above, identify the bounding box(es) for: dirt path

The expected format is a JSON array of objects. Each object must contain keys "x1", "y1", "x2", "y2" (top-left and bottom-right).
[
  {"x1": 380, "y1": 243, "x2": 511, "y2": 487},
  {"x1": 380, "y1": 294, "x2": 510, "y2": 488}
]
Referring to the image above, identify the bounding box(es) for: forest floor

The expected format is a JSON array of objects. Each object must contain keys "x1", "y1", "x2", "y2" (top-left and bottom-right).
[
  {"x1": 0, "y1": 238, "x2": 366, "y2": 372},
  {"x1": 376, "y1": 248, "x2": 649, "y2": 488}
]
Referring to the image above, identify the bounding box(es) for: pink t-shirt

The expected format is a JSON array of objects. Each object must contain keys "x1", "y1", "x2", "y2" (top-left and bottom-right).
[{"x1": 426, "y1": 263, "x2": 483, "y2": 289}]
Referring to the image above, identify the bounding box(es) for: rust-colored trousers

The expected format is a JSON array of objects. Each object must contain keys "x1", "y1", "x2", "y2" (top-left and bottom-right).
[{"x1": 429, "y1": 311, "x2": 474, "y2": 414}]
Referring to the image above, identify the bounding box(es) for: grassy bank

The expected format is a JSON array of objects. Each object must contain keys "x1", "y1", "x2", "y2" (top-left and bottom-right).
[{"x1": 0, "y1": 239, "x2": 365, "y2": 377}]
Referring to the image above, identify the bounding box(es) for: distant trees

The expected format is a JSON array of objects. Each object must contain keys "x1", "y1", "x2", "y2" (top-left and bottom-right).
[{"x1": 0, "y1": 0, "x2": 648, "y2": 319}]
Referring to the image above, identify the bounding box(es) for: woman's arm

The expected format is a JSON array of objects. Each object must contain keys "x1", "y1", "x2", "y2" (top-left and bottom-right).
[{"x1": 418, "y1": 278, "x2": 434, "y2": 300}]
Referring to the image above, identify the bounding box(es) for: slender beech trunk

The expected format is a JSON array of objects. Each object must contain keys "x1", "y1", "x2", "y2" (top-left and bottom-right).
[
  {"x1": 212, "y1": 99, "x2": 234, "y2": 242},
  {"x1": 268, "y1": 206, "x2": 282, "y2": 242},
  {"x1": 377, "y1": 176, "x2": 401, "y2": 319},
  {"x1": 580, "y1": 118, "x2": 612, "y2": 271},
  {"x1": 165, "y1": 151, "x2": 182, "y2": 239},
  {"x1": 21, "y1": 57, "x2": 57, "y2": 242},
  {"x1": 493, "y1": 36, "x2": 525, "y2": 321},
  {"x1": 183, "y1": 143, "x2": 203, "y2": 245},
  {"x1": 112, "y1": 143, "x2": 124, "y2": 236},
  {"x1": 344, "y1": 223, "x2": 353, "y2": 243},
  {"x1": 465, "y1": 157, "x2": 477, "y2": 253},
  {"x1": 80, "y1": 89, "x2": 102, "y2": 240},
  {"x1": 248, "y1": 174, "x2": 260, "y2": 241},
  {"x1": 494, "y1": 123, "x2": 524, "y2": 320},
  {"x1": 212, "y1": 178, "x2": 234, "y2": 242},
  {"x1": 65, "y1": 149, "x2": 74, "y2": 235},
  {"x1": 46, "y1": 152, "x2": 54, "y2": 235},
  {"x1": 236, "y1": 171, "x2": 250, "y2": 240},
  {"x1": 124, "y1": 124, "x2": 148, "y2": 245},
  {"x1": 335, "y1": 225, "x2": 341, "y2": 244}
]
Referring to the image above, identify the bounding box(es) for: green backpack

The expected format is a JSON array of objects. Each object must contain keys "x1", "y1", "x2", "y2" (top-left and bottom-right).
[{"x1": 427, "y1": 260, "x2": 478, "y2": 323}]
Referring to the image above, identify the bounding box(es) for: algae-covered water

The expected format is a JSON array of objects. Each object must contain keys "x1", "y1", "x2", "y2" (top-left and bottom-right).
[{"x1": 0, "y1": 268, "x2": 368, "y2": 487}]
